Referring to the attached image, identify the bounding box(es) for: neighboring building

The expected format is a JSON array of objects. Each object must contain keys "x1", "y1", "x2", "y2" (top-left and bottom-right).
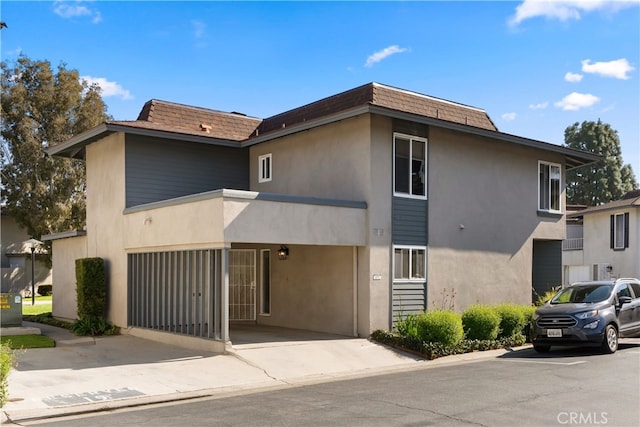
[
  {"x1": 563, "y1": 190, "x2": 640, "y2": 284},
  {"x1": 44, "y1": 82, "x2": 598, "y2": 351},
  {"x1": 1, "y1": 211, "x2": 52, "y2": 295}
]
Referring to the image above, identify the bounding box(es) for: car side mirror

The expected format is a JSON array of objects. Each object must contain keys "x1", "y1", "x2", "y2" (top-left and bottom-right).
[{"x1": 618, "y1": 296, "x2": 632, "y2": 306}]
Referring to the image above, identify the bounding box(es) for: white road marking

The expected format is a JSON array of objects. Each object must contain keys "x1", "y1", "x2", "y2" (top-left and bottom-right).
[{"x1": 500, "y1": 359, "x2": 587, "y2": 365}]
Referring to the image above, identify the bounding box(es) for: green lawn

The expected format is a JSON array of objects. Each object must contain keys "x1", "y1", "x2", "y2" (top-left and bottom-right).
[
  {"x1": 0, "y1": 335, "x2": 56, "y2": 349},
  {"x1": 22, "y1": 296, "x2": 53, "y2": 316}
]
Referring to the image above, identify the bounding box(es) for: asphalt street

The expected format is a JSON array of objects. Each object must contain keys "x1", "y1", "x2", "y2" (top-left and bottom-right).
[{"x1": 30, "y1": 340, "x2": 640, "y2": 427}]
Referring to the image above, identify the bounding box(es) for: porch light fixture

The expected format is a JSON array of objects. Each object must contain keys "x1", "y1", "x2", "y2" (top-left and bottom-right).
[
  {"x1": 23, "y1": 238, "x2": 42, "y2": 306},
  {"x1": 277, "y1": 245, "x2": 289, "y2": 260}
]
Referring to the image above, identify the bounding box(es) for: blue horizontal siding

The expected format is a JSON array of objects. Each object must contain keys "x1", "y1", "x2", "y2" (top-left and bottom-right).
[
  {"x1": 125, "y1": 135, "x2": 249, "y2": 208},
  {"x1": 392, "y1": 197, "x2": 428, "y2": 246}
]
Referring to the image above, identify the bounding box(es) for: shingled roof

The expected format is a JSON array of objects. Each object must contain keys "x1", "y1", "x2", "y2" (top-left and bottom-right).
[
  {"x1": 568, "y1": 190, "x2": 640, "y2": 216},
  {"x1": 47, "y1": 82, "x2": 599, "y2": 169},
  {"x1": 112, "y1": 100, "x2": 262, "y2": 142},
  {"x1": 256, "y1": 82, "x2": 496, "y2": 136}
]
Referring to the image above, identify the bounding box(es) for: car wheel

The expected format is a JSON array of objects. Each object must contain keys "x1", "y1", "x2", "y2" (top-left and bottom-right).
[
  {"x1": 601, "y1": 325, "x2": 618, "y2": 354},
  {"x1": 533, "y1": 344, "x2": 550, "y2": 353}
]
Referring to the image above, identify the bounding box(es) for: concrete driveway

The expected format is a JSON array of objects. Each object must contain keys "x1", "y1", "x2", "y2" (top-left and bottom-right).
[{"x1": 2, "y1": 322, "x2": 434, "y2": 424}]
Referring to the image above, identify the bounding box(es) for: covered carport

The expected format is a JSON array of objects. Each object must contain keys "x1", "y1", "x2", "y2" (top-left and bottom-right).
[{"x1": 124, "y1": 189, "x2": 367, "y2": 351}]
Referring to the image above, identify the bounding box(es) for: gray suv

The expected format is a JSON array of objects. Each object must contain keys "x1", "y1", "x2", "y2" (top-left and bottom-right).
[{"x1": 531, "y1": 278, "x2": 640, "y2": 353}]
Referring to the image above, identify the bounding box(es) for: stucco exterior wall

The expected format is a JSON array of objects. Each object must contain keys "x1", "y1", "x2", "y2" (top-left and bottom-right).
[
  {"x1": 364, "y1": 116, "x2": 393, "y2": 332},
  {"x1": 123, "y1": 194, "x2": 366, "y2": 251},
  {"x1": 123, "y1": 198, "x2": 226, "y2": 251},
  {"x1": 51, "y1": 235, "x2": 88, "y2": 320},
  {"x1": 582, "y1": 209, "x2": 640, "y2": 279},
  {"x1": 85, "y1": 133, "x2": 128, "y2": 326},
  {"x1": 427, "y1": 127, "x2": 566, "y2": 308},
  {"x1": 249, "y1": 114, "x2": 371, "y2": 201}
]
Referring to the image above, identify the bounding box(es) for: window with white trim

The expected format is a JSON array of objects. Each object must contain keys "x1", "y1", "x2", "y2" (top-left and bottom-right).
[
  {"x1": 258, "y1": 153, "x2": 272, "y2": 183},
  {"x1": 393, "y1": 246, "x2": 426, "y2": 281},
  {"x1": 538, "y1": 161, "x2": 561, "y2": 213},
  {"x1": 394, "y1": 133, "x2": 427, "y2": 198},
  {"x1": 611, "y1": 212, "x2": 629, "y2": 250}
]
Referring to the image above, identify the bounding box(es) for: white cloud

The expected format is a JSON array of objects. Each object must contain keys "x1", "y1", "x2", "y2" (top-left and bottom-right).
[
  {"x1": 501, "y1": 112, "x2": 517, "y2": 121},
  {"x1": 191, "y1": 20, "x2": 206, "y2": 39},
  {"x1": 564, "y1": 72, "x2": 583, "y2": 82},
  {"x1": 81, "y1": 76, "x2": 132, "y2": 100},
  {"x1": 581, "y1": 58, "x2": 635, "y2": 79},
  {"x1": 191, "y1": 20, "x2": 208, "y2": 48},
  {"x1": 508, "y1": 0, "x2": 638, "y2": 26},
  {"x1": 554, "y1": 92, "x2": 600, "y2": 110},
  {"x1": 53, "y1": 1, "x2": 102, "y2": 24},
  {"x1": 529, "y1": 101, "x2": 549, "y2": 110},
  {"x1": 365, "y1": 45, "x2": 409, "y2": 68}
]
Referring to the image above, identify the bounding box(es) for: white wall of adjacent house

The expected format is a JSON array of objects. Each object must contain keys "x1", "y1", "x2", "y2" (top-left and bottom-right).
[
  {"x1": 1, "y1": 215, "x2": 52, "y2": 295},
  {"x1": 582, "y1": 209, "x2": 639, "y2": 280}
]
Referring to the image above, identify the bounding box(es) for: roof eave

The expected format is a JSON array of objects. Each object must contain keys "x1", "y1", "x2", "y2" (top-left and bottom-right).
[
  {"x1": 368, "y1": 105, "x2": 600, "y2": 169},
  {"x1": 46, "y1": 123, "x2": 111, "y2": 159},
  {"x1": 568, "y1": 199, "x2": 640, "y2": 217},
  {"x1": 47, "y1": 122, "x2": 248, "y2": 159},
  {"x1": 242, "y1": 105, "x2": 371, "y2": 147},
  {"x1": 244, "y1": 104, "x2": 599, "y2": 168}
]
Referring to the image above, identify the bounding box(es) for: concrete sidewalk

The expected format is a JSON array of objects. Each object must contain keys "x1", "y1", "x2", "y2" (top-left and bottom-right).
[{"x1": 1, "y1": 322, "x2": 520, "y2": 424}]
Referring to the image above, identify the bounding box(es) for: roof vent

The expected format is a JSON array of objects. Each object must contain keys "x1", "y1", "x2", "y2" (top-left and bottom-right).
[{"x1": 200, "y1": 123, "x2": 212, "y2": 133}]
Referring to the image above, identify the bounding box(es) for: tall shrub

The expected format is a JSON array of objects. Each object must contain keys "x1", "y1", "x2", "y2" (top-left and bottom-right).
[
  {"x1": 494, "y1": 304, "x2": 526, "y2": 338},
  {"x1": 76, "y1": 257, "x2": 106, "y2": 319},
  {"x1": 462, "y1": 305, "x2": 500, "y2": 340},
  {"x1": 416, "y1": 310, "x2": 464, "y2": 346}
]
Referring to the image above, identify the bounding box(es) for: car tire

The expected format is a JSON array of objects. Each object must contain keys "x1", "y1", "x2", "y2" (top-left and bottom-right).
[
  {"x1": 601, "y1": 325, "x2": 618, "y2": 354},
  {"x1": 533, "y1": 344, "x2": 550, "y2": 353}
]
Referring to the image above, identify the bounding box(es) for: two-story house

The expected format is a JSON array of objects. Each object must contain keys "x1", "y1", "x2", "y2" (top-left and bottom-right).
[
  {"x1": 45, "y1": 82, "x2": 598, "y2": 351},
  {"x1": 563, "y1": 189, "x2": 640, "y2": 283}
]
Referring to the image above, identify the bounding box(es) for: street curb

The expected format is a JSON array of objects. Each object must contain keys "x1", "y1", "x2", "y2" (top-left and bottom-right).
[{"x1": 0, "y1": 344, "x2": 531, "y2": 424}]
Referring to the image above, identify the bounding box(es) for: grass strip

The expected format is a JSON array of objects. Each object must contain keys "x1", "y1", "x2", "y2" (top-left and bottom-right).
[{"x1": 0, "y1": 335, "x2": 55, "y2": 349}]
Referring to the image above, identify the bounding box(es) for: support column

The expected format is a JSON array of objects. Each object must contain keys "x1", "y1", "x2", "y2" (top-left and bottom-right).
[{"x1": 220, "y1": 247, "x2": 230, "y2": 343}]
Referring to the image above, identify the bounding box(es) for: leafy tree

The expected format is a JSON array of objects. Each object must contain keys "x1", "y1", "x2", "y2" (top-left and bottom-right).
[
  {"x1": 564, "y1": 119, "x2": 638, "y2": 206},
  {"x1": 1, "y1": 56, "x2": 110, "y2": 260}
]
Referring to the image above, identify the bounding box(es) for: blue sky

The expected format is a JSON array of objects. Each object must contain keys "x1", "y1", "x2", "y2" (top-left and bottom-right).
[{"x1": 1, "y1": 1, "x2": 639, "y2": 174}]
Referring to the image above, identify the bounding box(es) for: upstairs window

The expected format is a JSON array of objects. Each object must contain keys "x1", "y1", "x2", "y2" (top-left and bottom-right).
[
  {"x1": 538, "y1": 161, "x2": 561, "y2": 213},
  {"x1": 258, "y1": 153, "x2": 272, "y2": 183},
  {"x1": 611, "y1": 213, "x2": 629, "y2": 250},
  {"x1": 394, "y1": 133, "x2": 427, "y2": 198}
]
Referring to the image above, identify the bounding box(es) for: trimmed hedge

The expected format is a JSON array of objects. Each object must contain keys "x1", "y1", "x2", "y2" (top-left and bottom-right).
[
  {"x1": 494, "y1": 304, "x2": 527, "y2": 338},
  {"x1": 377, "y1": 303, "x2": 535, "y2": 359},
  {"x1": 75, "y1": 257, "x2": 106, "y2": 319},
  {"x1": 416, "y1": 310, "x2": 464, "y2": 346},
  {"x1": 462, "y1": 305, "x2": 501, "y2": 340},
  {"x1": 371, "y1": 329, "x2": 526, "y2": 360}
]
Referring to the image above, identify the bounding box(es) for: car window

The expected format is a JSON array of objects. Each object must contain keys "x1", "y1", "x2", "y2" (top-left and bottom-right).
[
  {"x1": 629, "y1": 283, "x2": 640, "y2": 299},
  {"x1": 616, "y1": 284, "x2": 632, "y2": 300},
  {"x1": 551, "y1": 285, "x2": 612, "y2": 304}
]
